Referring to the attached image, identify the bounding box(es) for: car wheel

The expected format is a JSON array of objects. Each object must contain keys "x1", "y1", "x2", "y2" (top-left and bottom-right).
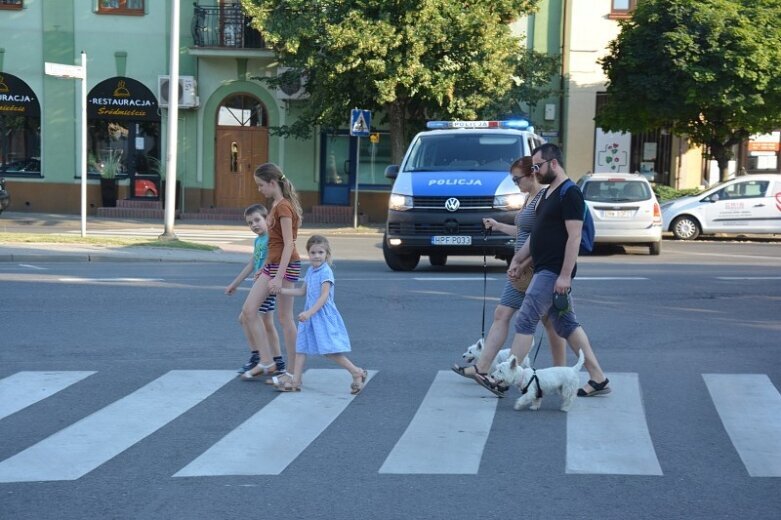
[
  {"x1": 382, "y1": 235, "x2": 420, "y2": 271},
  {"x1": 649, "y1": 241, "x2": 661, "y2": 255},
  {"x1": 671, "y1": 216, "x2": 701, "y2": 240},
  {"x1": 429, "y1": 253, "x2": 447, "y2": 266}
]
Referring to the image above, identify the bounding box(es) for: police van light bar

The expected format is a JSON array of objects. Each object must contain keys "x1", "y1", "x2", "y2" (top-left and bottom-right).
[{"x1": 426, "y1": 119, "x2": 531, "y2": 130}]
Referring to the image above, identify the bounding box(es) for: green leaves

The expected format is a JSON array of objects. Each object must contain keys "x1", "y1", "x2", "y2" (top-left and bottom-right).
[
  {"x1": 241, "y1": 0, "x2": 545, "y2": 161},
  {"x1": 598, "y1": 0, "x2": 781, "y2": 180}
]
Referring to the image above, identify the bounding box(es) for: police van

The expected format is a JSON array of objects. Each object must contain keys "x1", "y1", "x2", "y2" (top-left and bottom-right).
[{"x1": 382, "y1": 120, "x2": 545, "y2": 271}]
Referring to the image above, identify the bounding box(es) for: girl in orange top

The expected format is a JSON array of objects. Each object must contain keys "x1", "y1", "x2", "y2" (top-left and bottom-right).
[{"x1": 241, "y1": 163, "x2": 302, "y2": 386}]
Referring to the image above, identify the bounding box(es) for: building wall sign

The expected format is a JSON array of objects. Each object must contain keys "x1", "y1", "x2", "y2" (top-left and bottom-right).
[
  {"x1": 0, "y1": 73, "x2": 40, "y2": 117},
  {"x1": 88, "y1": 76, "x2": 160, "y2": 121}
]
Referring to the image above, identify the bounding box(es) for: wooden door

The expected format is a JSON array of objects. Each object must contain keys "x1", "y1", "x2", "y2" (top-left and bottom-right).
[{"x1": 215, "y1": 126, "x2": 268, "y2": 209}]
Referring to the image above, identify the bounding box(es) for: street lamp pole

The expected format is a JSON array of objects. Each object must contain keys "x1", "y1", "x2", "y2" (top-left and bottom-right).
[{"x1": 161, "y1": 0, "x2": 180, "y2": 239}]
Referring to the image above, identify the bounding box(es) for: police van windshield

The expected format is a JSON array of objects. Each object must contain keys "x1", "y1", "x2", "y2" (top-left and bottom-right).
[{"x1": 404, "y1": 134, "x2": 523, "y2": 172}]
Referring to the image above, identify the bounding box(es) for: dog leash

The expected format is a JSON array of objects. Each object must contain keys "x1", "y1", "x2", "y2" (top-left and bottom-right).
[
  {"x1": 480, "y1": 226, "x2": 491, "y2": 340},
  {"x1": 521, "y1": 327, "x2": 545, "y2": 398}
]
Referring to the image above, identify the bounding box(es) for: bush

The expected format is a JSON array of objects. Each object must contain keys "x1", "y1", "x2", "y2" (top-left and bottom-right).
[{"x1": 653, "y1": 185, "x2": 701, "y2": 202}]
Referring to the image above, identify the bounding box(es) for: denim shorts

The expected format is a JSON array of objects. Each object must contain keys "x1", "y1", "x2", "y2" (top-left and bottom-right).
[{"x1": 514, "y1": 269, "x2": 580, "y2": 339}]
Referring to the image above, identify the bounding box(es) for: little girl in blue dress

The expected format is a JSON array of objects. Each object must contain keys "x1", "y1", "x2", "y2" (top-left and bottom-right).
[{"x1": 273, "y1": 235, "x2": 367, "y2": 393}]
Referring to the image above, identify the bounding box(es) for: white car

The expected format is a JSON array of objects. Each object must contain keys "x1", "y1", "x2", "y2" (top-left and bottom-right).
[
  {"x1": 661, "y1": 174, "x2": 781, "y2": 240},
  {"x1": 577, "y1": 173, "x2": 662, "y2": 255}
]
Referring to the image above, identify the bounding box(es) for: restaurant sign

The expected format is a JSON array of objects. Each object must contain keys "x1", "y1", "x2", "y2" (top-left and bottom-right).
[
  {"x1": 0, "y1": 73, "x2": 40, "y2": 118},
  {"x1": 88, "y1": 76, "x2": 160, "y2": 122}
]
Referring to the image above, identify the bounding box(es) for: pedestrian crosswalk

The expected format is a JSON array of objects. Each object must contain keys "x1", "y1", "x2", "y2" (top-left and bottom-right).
[{"x1": 0, "y1": 369, "x2": 779, "y2": 482}]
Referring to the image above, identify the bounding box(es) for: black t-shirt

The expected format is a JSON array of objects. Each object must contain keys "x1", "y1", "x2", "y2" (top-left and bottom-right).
[{"x1": 530, "y1": 181, "x2": 585, "y2": 277}]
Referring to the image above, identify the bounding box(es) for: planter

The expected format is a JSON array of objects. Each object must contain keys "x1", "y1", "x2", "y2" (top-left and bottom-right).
[{"x1": 100, "y1": 178, "x2": 118, "y2": 207}]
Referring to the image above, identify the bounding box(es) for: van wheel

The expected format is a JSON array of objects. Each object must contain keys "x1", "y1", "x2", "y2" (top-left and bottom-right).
[
  {"x1": 671, "y1": 216, "x2": 701, "y2": 240},
  {"x1": 383, "y1": 236, "x2": 420, "y2": 271},
  {"x1": 429, "y1": 254, "x2": 447, "y2": 266},
  {"x1": 649, "y1": 241, "x2": 661, "y2": 255}
]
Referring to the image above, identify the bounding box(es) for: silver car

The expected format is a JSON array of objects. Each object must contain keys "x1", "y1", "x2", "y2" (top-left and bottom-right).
[{"x1": 577, "y1": 173, "x2": 662, "y2": 255}]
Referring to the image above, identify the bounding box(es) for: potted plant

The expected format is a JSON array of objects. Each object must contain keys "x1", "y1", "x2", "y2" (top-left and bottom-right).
[{"x1": 92, "y1": 149, "x2": 122, "y2": 207}]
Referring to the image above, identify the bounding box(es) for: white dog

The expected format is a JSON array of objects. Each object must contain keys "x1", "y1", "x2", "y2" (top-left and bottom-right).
[
  {"x1": 461, "y1": 338, "x2": 512, "y2": 373},
  {"x1": 492, "y1": 350, "x2": 585, "y2": 412}
]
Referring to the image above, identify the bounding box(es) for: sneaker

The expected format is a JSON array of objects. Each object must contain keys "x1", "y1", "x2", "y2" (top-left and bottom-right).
[{"x1": 238, "y1": 352, "x2": 260, "y2": 374}]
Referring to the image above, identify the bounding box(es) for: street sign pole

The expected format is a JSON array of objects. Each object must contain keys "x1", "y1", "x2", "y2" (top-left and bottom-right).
[
  {"x1": 45, "y1": 54, "x2": 87, "y2": 237},
  {"x1": 161, "y1": 0, "x2": 181, "y2": 240},
  {"x1": 354, "y1": 137, "x2": 360, "y2": 228},
  {"x1": 349, "y1": 108, "x2": 371, "y2": 229}
]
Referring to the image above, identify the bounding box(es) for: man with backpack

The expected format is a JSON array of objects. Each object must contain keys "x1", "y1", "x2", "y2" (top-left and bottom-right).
[{"x1": 479, "y1": 143, "x2": 611, "y2": 398}]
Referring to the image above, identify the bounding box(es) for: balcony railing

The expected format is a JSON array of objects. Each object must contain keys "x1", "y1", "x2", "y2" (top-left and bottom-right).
[{"x1": 192, "y1": 3, "x2": 266, "y2": 49}]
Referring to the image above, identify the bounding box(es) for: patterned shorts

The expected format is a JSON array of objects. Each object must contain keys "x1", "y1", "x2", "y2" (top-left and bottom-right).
[
  {"x1": 261, "y1": 260, "x2": 302, "y2": 282},
  {"x1": 258, "y1": 295, "x2": 276, "y2": 314}
]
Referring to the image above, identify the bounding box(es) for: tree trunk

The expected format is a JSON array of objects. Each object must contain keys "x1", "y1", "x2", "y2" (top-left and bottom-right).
[
  {"x1": 388, "y1": 100, "x2": 408, "y2": 165},
  {"x1": 710, "y1": 143, "x2": 732, "y2": 183}
]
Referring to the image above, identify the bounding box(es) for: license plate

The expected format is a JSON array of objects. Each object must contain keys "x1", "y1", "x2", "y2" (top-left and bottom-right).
[
  {"x1": 431, "y1": 235, "x2": 472, "y2": 246},
  {"x1": 604, "y1": 210, "x2": 632, "y2": 218}
]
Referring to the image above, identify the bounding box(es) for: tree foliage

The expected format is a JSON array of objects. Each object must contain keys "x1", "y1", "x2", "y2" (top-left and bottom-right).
[
  {"x1": 597, "y1": 0, "x2": 781, "y2": 181},
  {"x1": 241, "y1": 0, "x2": 545, "y2": 162}
]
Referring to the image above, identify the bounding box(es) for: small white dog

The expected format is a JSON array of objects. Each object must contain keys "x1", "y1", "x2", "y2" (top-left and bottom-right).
[
  {"x1": 492, "y1": 349, "x2": 585, "y2": 412},
  {"x1": 461, "y1": 338, "x2": 512, "y2": 373}
]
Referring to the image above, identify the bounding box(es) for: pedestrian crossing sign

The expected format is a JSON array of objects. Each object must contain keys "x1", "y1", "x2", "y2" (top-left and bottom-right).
[{"x1": 350, "y1": 109, "x2": 371, "y2": 137}]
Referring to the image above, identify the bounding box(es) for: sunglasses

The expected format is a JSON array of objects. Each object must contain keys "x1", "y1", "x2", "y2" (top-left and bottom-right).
[
  {"x1": 511, "y1": 174, "x2": 531, "y2": 186},
  {"x1": 531, "y1": 158, "x2": 554, "y2": 173}
]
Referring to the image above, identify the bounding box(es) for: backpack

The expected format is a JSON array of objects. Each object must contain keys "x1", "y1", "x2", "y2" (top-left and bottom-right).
[{"x1": 559, "y1": 180, "x2": 595, "y2": 254}]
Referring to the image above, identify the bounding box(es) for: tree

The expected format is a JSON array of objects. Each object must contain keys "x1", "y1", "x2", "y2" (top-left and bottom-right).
[
  {"x1": 241, "y1": 0, "x2": 543, "y2": 162},
  {"x1": 597, "y1": 0, "x2": 781, "y2": 182}
]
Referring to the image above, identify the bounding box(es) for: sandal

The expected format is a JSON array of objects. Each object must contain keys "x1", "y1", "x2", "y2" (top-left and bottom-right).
[
  {"x1": 274, "y1": 381, "x2": 302, "y2": 392},
  {"x1": 474, "y1": 372, "x2": 507, "y2": 398},
  {"x1": 271, "y1": 372, "x2": 293, "y2": 388},
  {"x1": 241, "y1": 363, "x2": 276, "y2": 380},
  {"x1": 577, "y1": 378, "x2": 611, "y2": 397},
  {"x1": 451, "y1": 364, "x2": 479, "y2": 379},
  {"x1": 350, "y1": 369, "x2": 368, "y2": 395}
]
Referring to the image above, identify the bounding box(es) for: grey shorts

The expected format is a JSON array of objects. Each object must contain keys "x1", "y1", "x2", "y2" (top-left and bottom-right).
[
  {"x1": 499, "y1": 278, "x2": 525, "y2": 309},
  {"x1": 514, "y1": 269, "x2": 580, "y2": 339}
]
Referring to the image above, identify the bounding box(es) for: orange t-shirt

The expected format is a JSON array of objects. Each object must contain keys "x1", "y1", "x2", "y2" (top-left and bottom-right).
[{"x1": 266, "y1": 199, "x2": 300, "y2": 264}]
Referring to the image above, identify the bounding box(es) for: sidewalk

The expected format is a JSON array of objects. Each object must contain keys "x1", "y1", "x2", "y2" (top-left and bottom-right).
[{"x1": 0, "y1": 211, "x2": 383, "y2": 263}]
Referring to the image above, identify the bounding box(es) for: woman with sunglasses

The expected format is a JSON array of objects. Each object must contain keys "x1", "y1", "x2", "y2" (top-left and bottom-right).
[{"x1": 452, "y1": 156, "x2": 568, "y2": 396}]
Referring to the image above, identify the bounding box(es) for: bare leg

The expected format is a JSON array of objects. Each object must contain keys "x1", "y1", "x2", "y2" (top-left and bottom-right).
[
  {"x1": 291, "y1": 353, "x2": 306, "y2": 386},
  {"x1": 508, "y1": 332, "x2": 535, "y2": 367},
  {"x1": 474, "y1": 304, "x2": 515, "y2": 374},
  {"x1": 566, "y1": 327, "x2": 607, "y2": 391},
  {"x1": 326, "y1": 354, "x2": 365, "y2": 393},
  {"x1": 260, "y1": 311, "x2": 281, "y2": 359},
  {"x1": 541, "y1": 315, "x2": 568, "y2": 366},
  {"x1": 240, "y1": 277, "x2": 273, "y2": 366},
  {"x1": 275, "y1": 279, "x2": 297, "y2": 382}
]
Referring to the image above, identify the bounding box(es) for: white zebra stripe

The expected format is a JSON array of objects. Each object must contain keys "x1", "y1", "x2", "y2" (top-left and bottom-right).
[
  {"x1": 0, "y1": 370, "x2": 234, "y2": 482},
  {"x1": 0, "y1": 371, "x2": 95, "y2": 421},
  {"x1": 379, "y1": 371, "x2": 498, "y2": 474},
  {"x1": 703, "y1": 374, "x2": 781, "y2": 477},
  {"x1": 566, "y1": 373, "x2": 662, "y2": 475},
  {"x1": 174, "y1": 369, "x2": 376, "y2": 477}
]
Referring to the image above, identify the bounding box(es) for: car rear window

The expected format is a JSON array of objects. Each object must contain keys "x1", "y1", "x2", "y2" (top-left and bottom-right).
[{"x1": 582, "y1": 180, "x2": 651, "y2": 202}]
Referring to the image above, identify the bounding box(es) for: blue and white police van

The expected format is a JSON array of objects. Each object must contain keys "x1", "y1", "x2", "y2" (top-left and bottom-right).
[{"x1": 382, "y1": 119, "x2": 545, "y2": 271}]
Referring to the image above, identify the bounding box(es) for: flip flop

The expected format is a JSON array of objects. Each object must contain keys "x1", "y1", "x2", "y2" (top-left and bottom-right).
[{"x1": 578, "y1": 378, "x2": 611, "y2": 397}]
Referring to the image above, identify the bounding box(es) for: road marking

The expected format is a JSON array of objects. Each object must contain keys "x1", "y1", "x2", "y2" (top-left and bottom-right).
[
  {"x1": 675, "y1": 251, "x2": 781, "y2": 261},
  {"x1": 703, "y1": 374, "x2": 781, "y2": 477},
  {"x1": 716, "y1": 277, "x2": 781, "y2": 280},
  {"x1": 18, "y1": 264, "x2": 47, "y2": 270},
  {"x1": 0, "y1": 370, "x2": 234, "y2": 482},
  {"x1": 576, "y1": 277, "x2": 648, "y2": 281},
  {"x1": 174, "y1": 369, "x2": 375, "y2": 477},
  {"x1": 413, "y1": 277, "x2": 499, "y2": 281},
  {"x1": 0, "y1": 371, "x2": 95, "y2": 421},
  {"x1": 566, "y1": 373, "x2": 662, "y2": 475},
  {"x1": 379, "y1": 371, "x2": 497, "y2": 474},
  {"x1": 58, "y1": 277, "x2": 164, "y2": 283}
]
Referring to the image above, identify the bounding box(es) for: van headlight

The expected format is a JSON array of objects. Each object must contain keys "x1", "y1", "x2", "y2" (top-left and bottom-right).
[
  {"x1": 389, "y1": 193, "x2": 413, "y2": 211},
  {"x1": 494, "y1": 193, "x2": 525, "y2": 210}
]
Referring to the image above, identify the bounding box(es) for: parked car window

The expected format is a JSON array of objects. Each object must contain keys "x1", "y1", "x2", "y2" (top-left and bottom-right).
[
  {"x1": 714, "y1": 180, "x2": 768, "y2": 200},
  {"x1": 582, "y1": 180, "x2": 651, "y2": 202}
]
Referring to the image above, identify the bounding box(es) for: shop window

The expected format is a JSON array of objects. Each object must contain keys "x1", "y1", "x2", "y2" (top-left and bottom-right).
[
  {"x1": 97, "y1": 0, "x2": 144, "y2": 15},
  {"x1": 0, "y1": 73, "x2": 41, "y2": 177},
  {"x1": 0, "y1": 1, "x2": 23, "y2": 10},
  {"x1": 609, "y1": 0, "x2": 637, "y2": 19},
  {"x1": 746, "y1": 132, "x2": 780, "y2": 173}
]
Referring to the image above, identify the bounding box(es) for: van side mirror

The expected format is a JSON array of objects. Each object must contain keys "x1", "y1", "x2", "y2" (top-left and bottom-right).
[{"x1": 384, "y1": 164, "x2": 399, "y2": 179}]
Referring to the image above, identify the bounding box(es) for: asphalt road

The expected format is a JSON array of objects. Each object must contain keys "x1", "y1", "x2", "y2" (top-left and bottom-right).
[{"x1": 0, "y1": 241, "x2": 779, "y2": 519}]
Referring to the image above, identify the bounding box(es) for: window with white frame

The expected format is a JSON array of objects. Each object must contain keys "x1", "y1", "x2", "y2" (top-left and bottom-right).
[{"x1": 98, "y1": 0, "x2": 144, "y2": 15}]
